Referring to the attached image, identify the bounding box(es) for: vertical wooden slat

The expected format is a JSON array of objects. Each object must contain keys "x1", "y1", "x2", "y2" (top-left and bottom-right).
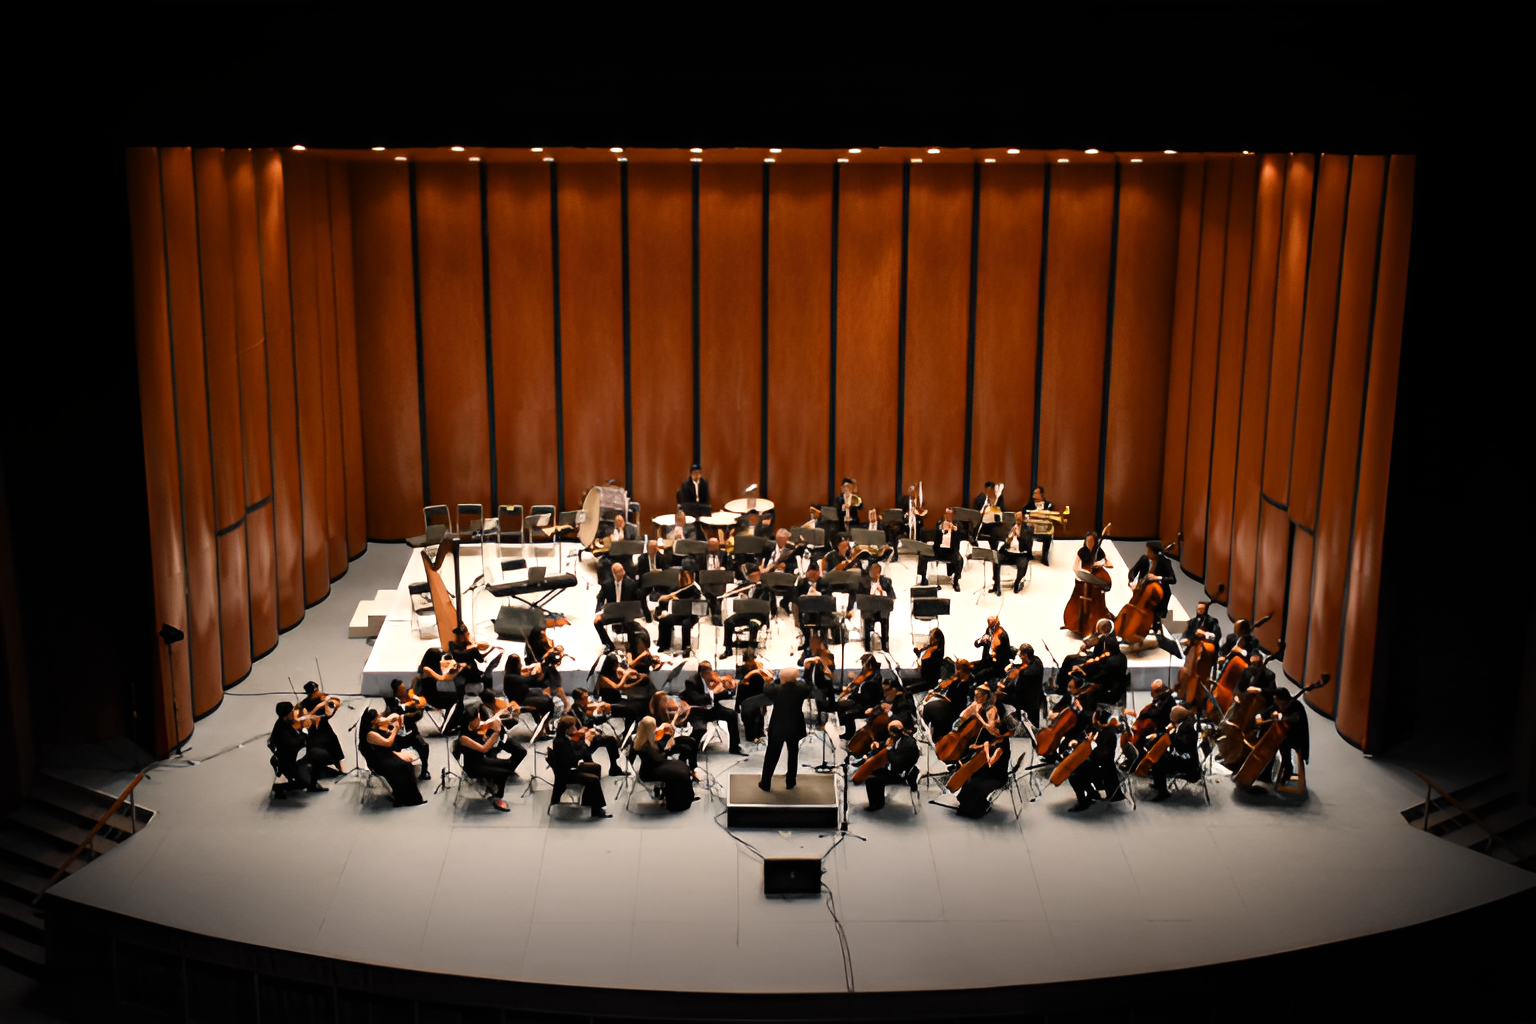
[
  {"x1": 1260, "y1": 155, "x2": 1317, "y2": 505},
  {"x1": 1102, "y1": 162, "x2": 1181, "y2": 537},
  {"x1": 126, "y1": 147, "x2": 193, "y2": 751},
  {"x1": 1158, "y1": 160, "x2": 1205, "y2": 543},
  {"x1": 1179, "y1": 157, "x2": 1231, "y2": 575},
  {"x1": 835, "y1": 163, "x2": 903, "y2": 511},
  {"x1": 970, "y1": 161, "x2": 1045, "y2": 505},
  {"x1": 1228, "y1": 155, "x2": 1287, "y2": 625},
  {"x1": 698, "y1": 164, "x2": 762, "y2": 506},
  {"x1": 765, "y1": 165, "x2": 833, "y2": 520},
  {"x1": 1204, "y1": 155, "x2": 1258, "y2": 601},
  {"x1": 1336, "y1": 155, "x2": 1415, "y2": 746},
  {"x1": 1254, "y1": 501, "x2": 1288, "y2": 652},
  {"x1": 349, "y1": 161, "x2": 423, "y2": 540},
  {"x1": 327, "y1": 162, "x2": 367, "y2": 559},
  {"x1": 902, "y1": 164, "x2": 974, "y2": 511},
  {"x1": 1283, "y1": 527, "x2": 1315, "y2": 687},
  {"x1": 1037, "y1": 161, "x2": 1116, "y2": 530},
  {"x1": 309, "y1": 162, "x2": 348, "y2": 581}
]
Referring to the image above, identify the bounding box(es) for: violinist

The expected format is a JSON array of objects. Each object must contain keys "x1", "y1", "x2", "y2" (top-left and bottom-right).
[
  {"x1": 1067, "y1": 708, "x2": 1125, "y2": 812},
  {"x1": 1125, "y1": 541, "x2": 1178, "y2": 633},
  {"x1": 1003, "y1": 643, "x2": 1045, "y2": 728},
  {"x1": 648, "y1": 690, "x2": 701, "y2": 768},
  {"x1": 994, "y1": 511, "x2": 1033, "y2": 594},
  {"x1": 502, "y1": 653, "x2": 557, "y2": 723},
  {"x1": 860, "y1": 562, "x2": 895, "y2": 651},
  {"x1": 862, "y1": 720, "x2": 920, "y2": 811},
  {"x1": 973, "y1": 615, "x2": 1013, "y2": 683},
  {"x1": 1023, "y1": 485, "x2": 1055, "y2": 565},
  {"x1": 600, "y1": 653, "x2": 657, "y2": 725},
  {"x1": 358, "y1": 709, "x2": 427, "y2": 807},
  {"x1": 737, "y1": 656, "x2": 771, "y2": 745},
  {"x1": 682, "y1": 661, "x2": 742, "y2": 755},
  {"x1": 1148, "y1": 705, "x2": 1201, "y2": 801},
  {"x1": 447, "y1": 624, "x2": 499, "y2": 692},
  {"x1": 955, "y1": 689, "x2": 1017, "y2": 819},
  {"x1": 922, "y1": 659, "x2": 974, "y2": 737},
  {"x1": 634, "y1": 715, "x2": 699, "y2": 811},
  {"x1": 801, "y1": 634, "x2": 837, "y2": 709},
  {"x1": 298, "y1": 682, "x2": 346, "y2": 774},
  {"x1": 564, "y1": 698, "x2": 626, "y2": 776},
  {"x1": 1075, "y1": 531, "x2": 1112, "y2": 575},
  {"x1": 527, "y1": 626, "x2": 573, "y2": 695},
  {"x1": 385, "y1": 680, "x2": 432, "y2": 781},
  {"x1": 594, "y1": 562, "x2": 645, "y2": 650},
  {"x1": 918, "y1": 508, "x2": 965, "y2": 591},
  {"x1": 417, "y1": 647, "x2": 461, "y2": 709},
  {"x1": 269, "y1": 701, "x2": 330, "y2": 796},
  {"x1": 474, "y1": 690, "x2": 531, "y2": 774},
  {"x1": 915, "y1": 627, "x2": 946, "y2": 691},
  {"x1": 836, "y1": 654, "x2": 886, "y2": 741},
  {"x1": 1121, "y1": 679, "x2": 1176, "y2": 769},
  {"x1": 549, "y1": 716, "x2": 611, "y2": 818},
  {"x1": 1183, "y1": 601, "x2": 1222, "y2": 651},
  {"x1": 456, "y1": 703, "x2": 520, "y2": 812},
  {"x1": 656, "y1": 569, "x2": 703, "y2": 653}
]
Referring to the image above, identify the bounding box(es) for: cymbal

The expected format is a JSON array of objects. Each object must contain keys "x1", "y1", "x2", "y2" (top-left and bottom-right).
[{"x1": 723, "y1": 498, "x2": 775, "y2": 514}]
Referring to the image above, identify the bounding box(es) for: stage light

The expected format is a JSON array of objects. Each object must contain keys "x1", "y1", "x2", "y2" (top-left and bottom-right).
[
  {"x1": 1164, "y1": 149, "x2": 1177, "y2": 154},
  {"x1": 1057, "y1": 157, "x2": 1069, "y2": 163},
  {"x1": 394, "y1": 155, "x2": 407, "y2": 161},
  {"x1": 531, "y1": 147, "x2": 544, "y2": 152},
  {"x1": 984, "y1": 158, "x2": 996, "y2": 163},
  {"x1": 469, "y1": 156, "x2": 480, "y2": 162},
  {"x1": 543, "y1": 156, "x2": 554, "y2": 162},
  {"x1": 1085, "y1": 148, "x2": 1100, "y2": 155},
  {"x1": 764, "y1": 158, "x2": 775, "y2": 163},
  {"x1": 848, "y1": 148, "x2": 861, "y2": 154},
  {"x1": 451, "y1": 146, "x2": 464, "y2": 152},
  {"x1": 837, "y1": 157, "x2": 849, "y2": 163},
  {"x1": 769, "y1": 148, "x2": 782, "y2": 153},
  {"x1": 1007, "y1": 148, "x2": 1020, "y2": 155},
  {"x1": 1130, "y1": 158, "x2": 1143, "y2": 163},
  {"x1": 911, "y1": 157, "x2": 923, "y2": 163},
  {"x1": 292, "y1": 145, "x2": 306, "y2": 151},
  {"x1": 690, "y1": 147, "x2": 703, "y2": 153},
  {"x1": 610, "y1": 147, "x2": 624, "y2": 153},
  {"x1": 371, "y1": 146, "x2": 385, "y2": 152},
  {"x1": 928, "y1": 148, "x2": 940, "y2": 154},
  {"x1": 691, "y1": 157, "x2": 702, "y2": 163}
]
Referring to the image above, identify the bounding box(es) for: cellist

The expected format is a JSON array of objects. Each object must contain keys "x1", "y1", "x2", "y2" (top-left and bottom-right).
[
  {"x1": 1057, "y1": 619, "x2": 1119, "y2": 698},
  {"x1": 1182, "y1": 601, "x2": 1222, "y2": 652},
  {"x1": 1148, "y1": 706, "x2": 1201, "y2": 801},
  {"x1": 1066, "y1": 707, "x2": 1124, "y2": 813},
  {"x1": 1121, "y1": 678, "x2": 1176, "y2": 769},
  {"x1": 862, "y1": 720, "x2": 920, "y2": 812},
  {"x1": 954, "y1": 692, "x2": 1017, "y2": 819},
  {"x1": 1124, "y1": 542, "x2": 1177, "y2": 633}
]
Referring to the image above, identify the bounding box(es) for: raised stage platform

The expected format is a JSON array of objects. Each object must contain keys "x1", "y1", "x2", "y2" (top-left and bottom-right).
[
  {"x1": 361, "y1": 538, "x2": 1188, "y2": 696},
  {"x1": 44, "y1": 542, "x2": 1535, "y2": 1000}
]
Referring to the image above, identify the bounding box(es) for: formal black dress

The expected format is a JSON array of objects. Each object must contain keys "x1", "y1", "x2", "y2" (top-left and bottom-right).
[
  {"x1": 636, "y1": 741, "x2": 694, "y2": 811},
  {"x1": 362, "y1": 733, "x2": 425, "y2": 806},
  {"x1": 549, "y1": 735, "x2": 606, "y2": 810}
]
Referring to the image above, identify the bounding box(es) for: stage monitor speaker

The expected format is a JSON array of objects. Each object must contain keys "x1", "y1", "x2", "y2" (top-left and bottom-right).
[{"x1": 763, "y1": 858, "x2": 822, "y2": 896}]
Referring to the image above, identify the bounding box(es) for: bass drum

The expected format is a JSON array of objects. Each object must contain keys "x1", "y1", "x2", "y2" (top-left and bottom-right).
[{"x1": 577, "y1": 485, "x2": 631, "y2": 548}]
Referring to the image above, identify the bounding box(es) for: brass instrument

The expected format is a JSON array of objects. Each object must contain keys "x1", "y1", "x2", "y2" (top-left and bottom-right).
[{"x1": 1024, "y1": 504, "x2": 1071, "y2": 528}]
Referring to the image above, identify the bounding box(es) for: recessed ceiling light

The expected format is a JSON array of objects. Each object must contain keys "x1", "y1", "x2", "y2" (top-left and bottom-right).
[
  {"x1": 1164, "y1": 149, "x2": 1177, "y2": 155},
  {"x1": 848, "y1": 148, "x2": 861, "y2": 154},
  {"x1": 469, "y1": 156, "x2": 480, "y2": 162},
  {"x1": 690, "y1": 147, "x2": 703, "y2": 154},
  {"x1": 1007, "y1": 148, "x2": 1020, "y2": 155},
  {"x1": 610, "y1": 147, "x2": 624, "y2": 153},
  {"x1": 927, "y1": 148, "x2": 940, "y2": 154},
  {"x1": 837, "y1": 157, "x2": 849, "y2": 163},
  {"x1": 531, "y1": 147, "x2": 544, "y2": 153},
  {"x1": 1085, "y1": 148, "x2": 1100, "y2": 155},
  {"x1": 983, "y1": 158, "x2": 996, "y2": 163},
  {"x1": 911, "y1": 158, "x2": 923, "y2": 163},
  {"x1": 292, "y1": 145, "x2": 306, "y2": 152},
  {"x1": 769, "y1": 148, "x2": 782, "y2": 153},
  {"x1": 451, "y1": 146, "x2": 464, "y2": 152},
  {"x1": 543, "y1": 156, "x2": 554, "y2": 162},
  {"x1": 371, "y1": 146, "x2": 385, "y2": 152},
  {"x1": 394, "y1": 156, "x2": 407, "y2": 161},
  {"x1": 1130, "y1": 158, "x2": 1143, "y2": 163},
  {"x1": 691, "y1": 157, "x2": 702, "y2": 163},
  {"x1": 617, "y1": 157, "x2": 627, "y2": 162},
  {"x1": 1242, "y1": 150, "x2": 1253, "y2": 155},
  {"x1": 764, "y1": 158, "x2": 775, "y2": 163},
  {"x1": 1057, "y1": 158, "x2": 1069, "y2": 163}
]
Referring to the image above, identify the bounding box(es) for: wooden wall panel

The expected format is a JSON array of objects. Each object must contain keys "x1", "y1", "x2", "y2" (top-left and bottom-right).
[
  {"x1": 1287, "y1": 154, "x2": 1351, "y2": 532},
  {"x1": 627, "y1": 163, "x2": 694, "y2": 521},
  {"x1": 192, "y1": 148, "x2": 251, "y2": 686},
  {"x1": 1254, "y1": 501, "x2": 1288, "y2": 652},
  {"x1": 126, "y1": 147, "x2": 193, "y2": 750},
  {"x1": 256, "y1": 149, "x2": 304, "y2": 627},
  {"x1": 1305, "y1": 155, "x2": 1386, "y2": 717},
  {"x1": 415, "y1": 162, "x2": 491, "y2": 512},
  {"x1": 835, "y1": 163, "x2": 902, "y2": 510},
  {"x1": 1158, "y1": 160, "x2": 1205, "y2": 542},
  {"x1": 327, "y1": 163, "x2": 367, "y2": 559},
  {"x1": 698, "y1": 164, "x2": 762, "y2": 506},
  {"x1": 283, "y1": 156, "x2": 331, "y2": 606},
  {"x1": 902, "y1": 164, "x2": 974, "y2": 510},
  {"x1": 766, "y1": 165, "x2": 833, "y2": 519},
  {"x1": 1204, "y1": 155, "x2": 1258, "y2": 601},
  {"x1": 225, "y1": 148, "x2": 277, "y2": 657},
  {"x1": 309, "y1": 165, "x2": 347, "y2": 581},
  {"x1": 1337, "y1": 155, "x2": 1414, "y2": 745},
  {"x1": 349, "y1": 161, "x2": 423, "y2": 540},
  {"x1": 1037, "y1": 162, "x2": 1115, "y2": 529},
  {"x1": 486, "y1": 164, "x2": 558, "y2": 512},
  {"x1": 1103, "y1": 162, "x2": 1181, "y2": 537},
  {"x1": 1261, "y1": 154, "x2": 1316, "y2": 504},
  {"x1": 970, "y1": 162, "x2": 1044, "y2": 503},
  {"x1": 1179, "y1": 157, "x2": 1231, "y2": 575},
  {"x1": 1283, "y1": 527, "x2": 1314, "y2": 686},
  {"x1": 556, "y1": 163, "x2": 625, "y2": 513},
  {"x1": 1228, "y1": 155, "x2": 1287, "y2": 624},
  {"x1": 159, "y1": 148, "x2": 224, "y2": 715}
]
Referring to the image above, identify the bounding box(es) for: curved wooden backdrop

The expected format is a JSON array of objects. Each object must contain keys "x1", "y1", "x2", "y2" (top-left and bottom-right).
[{"x1": 128, "y1": 149, "x2": 1413, "y2": 755}]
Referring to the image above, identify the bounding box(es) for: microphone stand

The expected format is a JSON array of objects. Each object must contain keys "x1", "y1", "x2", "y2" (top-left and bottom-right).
[{"x1": 818, "y1": 724, "x2": 866, "y2": 847}]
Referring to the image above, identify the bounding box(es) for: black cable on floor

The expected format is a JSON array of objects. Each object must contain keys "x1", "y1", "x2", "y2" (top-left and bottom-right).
[{"x1": 822, "y1": 882, "x2": 855, "y2": 993}]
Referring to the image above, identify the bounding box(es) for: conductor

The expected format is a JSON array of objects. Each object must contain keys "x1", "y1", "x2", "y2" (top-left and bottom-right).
[{"x1": 758, "y1": 666, "x2": 811, "y2": 792}]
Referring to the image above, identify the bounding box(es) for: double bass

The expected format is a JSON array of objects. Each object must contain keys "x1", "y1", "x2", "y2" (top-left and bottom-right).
[
  {"x1": 1062, "y1": 524, "x2": 1113, "y2": 636},
  {"x1": 1212, "y1": 614, "x2": 1272, "y2": 713},
  {"x1": 1114, "y1": 534, "x2": 1180, "y2": 642}
]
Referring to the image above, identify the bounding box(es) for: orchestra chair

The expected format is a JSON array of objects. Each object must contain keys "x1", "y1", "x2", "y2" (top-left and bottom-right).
[
  {"x1": 909, "y1": 596, "x2": 950, "y2": 648},
  {"x1": 1107, "y1": 759, "x2": 1139, "y2": 811},
  {"x1": 422, "y1": 504, "x2": 452, "y2": 544},
  {"x1": 496, "y1": 504, "x2": 525, "y2": 557},
  {"x1": 448, "y1": 746, "x2": 499, "y2": 810},
  {"x1": 544, "y1": 747, "x2": 592, "y2": 818},
  {"x1": 526, "y1": 505, "x2": 557, "y2": 563},
  {"x1": 452, "y1": 503, "x2": 486, "y2": 545},
  {"x1": 1015, "y1": 719, "x2": 1051, "y2": 804},
  {"x1": 986, "y1": 751, "x2": 1031, "y2": 820},
  {"x1": 407, "y1": 582, "x2": 437, "y2": 640}
]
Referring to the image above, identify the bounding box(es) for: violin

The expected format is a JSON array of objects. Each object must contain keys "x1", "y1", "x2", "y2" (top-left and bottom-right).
[{"x1": 1063, "y1": 524, "x2": 1114, "y2": 636}]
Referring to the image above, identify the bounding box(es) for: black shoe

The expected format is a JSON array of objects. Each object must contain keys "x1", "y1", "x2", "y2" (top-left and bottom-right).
[
  {"x1": 728, "y1": 748, "x2": 744, "y2": 756},
  {"x1": 868, "y1": 802, "x2": 886, "y2": 812},
  {"x1": 785, "y1": 778, "x2": 797, "y2": 789},
  {"x1": 492, "y1": 799, "x2": 511, "y2": 812},
  {"x1": 306, "y1": 784, "x2": 329, "y2": 793},
  {"x1": 608, "y1": 765, "x2": 629, "y2": 776},
  {"x1": 991, "y1": 586, "x2": 1001, "y2": 596},
  {"x1": 1150, "y1": 788, "x2": 1171, "y2": 802},
  {"x1": 952, "y1": 581, "x2": 961, "y2": 592},
  {"x1": 758, "y1": 780, "x2": 772, "y2": 792},
  {"x1": 1068, "y1": 799, "x2": 1092, "y2": 812},
  {"x1": 1108, "y1": 790, "x2": 1125, "y2": 802},
  {"x1": 419, "y1": 770, "x2": 431, "y2": 781},
  {"x1": 1012, "y1": 582, "x2": 1023, "y2": 594},
  {"x1": 592, "y1": 810, "x2": 613, "y2": 818}
]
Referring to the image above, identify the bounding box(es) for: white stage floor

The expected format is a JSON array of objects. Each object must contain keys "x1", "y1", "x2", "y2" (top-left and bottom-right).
[
  {"x1": 48, "y1": 544, "x2": 1536, "y2": 996},
  {"x1": 362, "y1": 538, "x2": 1190, "y2": 696}
]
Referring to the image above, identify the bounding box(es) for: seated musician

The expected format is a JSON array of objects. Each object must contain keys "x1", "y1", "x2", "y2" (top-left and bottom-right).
[
  {"x1": 860, "y1": 562, "x2": 895, "y2": 651},
  {"x1": 697, "y1": 537, "x2": 729, "y2": 574},
  {"x1": 1002, "y1": 643, "x2": 1045, "y2": 728},
  {"x1": 994, "y1": 511, "x2": 1033, "y2": 594},
  {"x1": 836, "y1": 654, "x2": 886, "y2": 741},
  {"x1": 1125, "y1": 542, "x2": 1178, "y2": 635},
  {"x1": 633, "y1": 716, "x2": 699, "y2": 812},
  {"x1": 635, "y1": 539, "x2": 672, "y2": 578},
  {"x1": 915, "y1": 627, "x2": 946, "y2": 691},
  {"x1": 736, "y1": 508, "x2": 773, "y2": 539},
  {"x1": 563, "y1": 697, "x2": 626, "y2": 776},
  {"x1": 474, "y1": 690, "x2": 531, "y2": 773},
  {"x1": 682, "y1": 661, "x2": 742, "y2": 755},
  {"x1": 269, "y1": 701, "x2": 330, "y2": 796},
  {"x1": 1148, "y1": 705, "x2": 1201, "y2": 801},
  {"x1": 596, "y1": 514, "x2": 639, "y2": 580},
  {"x1": 973, "y1": 615, "x2": 1013, "y2": 683},
  {"x1": 502, "y1": 653, "x2": 557, "y2": 724},
  {"x1": 882, "y1": 676, "x2": 918, "y2": 732},
  {"x1": 899, "y1": 483, "x2": 927, "y2": 540},
  {"x1": 1220, "y1": 618, "x2": 1261, "y2": 661},
  {"x1": 456, "y1": 704, "x2": 521, "y2": 812},
  {"x1": 1183, "y1": 601, "x2": 1222, "y2": 652},
  {"x1": 656, "y1": 569, "x2": 703, "y2": 653},
  {"x1": 416, "y1": 647, "x2": 458, "y2": 709},
  {"x1": 1240, "y1": 652, "x2": 1279, "y2": 700},
  {"x1": 358, "y1": 709, "x2": 427, "y2": 807},
  {"x1": 736, "y1": 655, "x2": 771, "y2": 745},
  {"x1": 594, "y1": 561, "x2": 646, "y2": 651},
  {"x1": 599, "y1": 653, "x2": 657, "y2": 725},
  {"x1": 955, "y1": 689, "x2": 1017, "y2": 818},
  {"x1": 921, "y1": 658, "x2": 974, "y2": 737},
  {"x1": 791, "y1": 564, "x2": 826, "y2": 631},
  {"x1": 863, "y1": 720, "x2": 920, "y2": 811},
  {"x1": 917, "y1": 508, "x2": 965, "y2": 590},
  {"x1": 867, "y1": 507, "x2": 898, "y2": 562},
  {"x1": 762, "y1": 528, "x2": 798, "y2": 576},
  {"x1": 1057, "y1": 619, "x2": 1119, "y2": 696},
  {"x1": 801, "y1": 634, "x2": 837, "y2": 709},
  {"x1": 1023, "y1": 485, "x2": 1055, "y2": 565},
  {"x1": 648, "y1": 690, "x2": 702, "y2": 768},
  {"x1": 1121, "y1": 679, "x2": 1176, "y2": 769},
  {"x1": 973, "y1": 480, "x2": 1007, "y2": 545},
  {"x1": 721, "y1": 570, "x2": 770, "y2": 653},
  {"x1": 526, "y1": 627, "x2": 572, "y2": 700},
  {"x1": 550, "y1": 716, "x2": 611, "y2": 817},
  {"x1": 666, "y1": 505, "x2": 704, "y2": 542},
  {"x1": 298, "y1": 682, "x2": 346, "y2": 774},
  {"x1": 825, "y1": 477, "x2": 861, "y2": 542},
  {"x1": 821, "y1": 538, "x2": 857, "y2": 574},
  {"x1": 447, "y1": 625, "x2": 500, "y2": 692},
  {"x1": 1067, "y1": 707, "x2": 1125, "y2": 812},
  {"x1": 676, "y1": 463, "x2": 709, "y2": 508},
  {"x1": 385, "y1": 679, "x2": 432, "y2": 781}
]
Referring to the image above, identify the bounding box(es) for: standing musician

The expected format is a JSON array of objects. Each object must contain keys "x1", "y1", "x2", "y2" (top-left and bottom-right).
[
  {"x1": 593, "y1": 561, "x2": 646, "y2": 651},
  {"x1": 921, "y1": 659, "x2": 974, "y2": 738},
  {"x1": 973, "y1": 615, "x2": 1013, "y2": 683},
  {"x1": 862, "y1": 720, "x2": 920, "y2": 811},
  {"x1": 954, "y1": 686, "x2": 1017, "y2": 818},
  {"x1": 298, "y1": 682, "x2": 346, "y2": 774},
  {"x1": 1263, "y1": 686, "x2": 1310, "y2": 789},
  {"x1": 974, "y1": 480, "x2": 1007, "y2": 545},
  {"x1": 682, "y1": 661, "x2": 743, "y2": 755},
  {"x1": 676, "y1": 463, "x2": 709, "y2": 508},
  {"x1": 1148, "y1": 705, "x2": 1201, "y2": 801},
  {"x1": 915, "y1": 627, "x2": 947, "y2": 691},
  {"x1": 836, "y1": 654, "x2": 886, "y2": 741},
  {"x1": 549, "y1": 716, "x2": 611, "y2": 818},
  {"x1": 758, "y1": 666, "x2": 812, "y2": 791},
  {"x1": 900, "y1": 483, "x2": 928, "y2": 540},
  {"x1": 1023, "y1": 485, "x2": 1056, "y2": 566},
  {"x1": 832, "y1": 477, "x2": 862, "y2": 537},
  {"x1": 385, "y1": 680, "x2": 432, "y2": 781},
  {"x1": 269, "y1": 701, "x2": 331, "y2": 796},
  {"x1": 860, "y1": 561, "x2": 895, "y2": 651},
  {"x1": 358, "y1": 709, "x2": 427, "y2": 807},
  {"x1": 917, "y1": 508, "x2": 965, "y2": 591},
  {"x1": 1002, "y1": 643, "x2": 1045, "y2": 729},
  {"x1": 1066, "y1": 707, "x2": 1125, "y2": 812},
  {"x1": 1183, "y1": 600, "x2": 1223, "y2": 653},
  {"x1": 656, "y1": 569, "x2": 703, "y2": 653},
  {"x1": 1121, "y1": 679, "x2": 1176, "y2": 769},
  {"x1": 994, "y1": 511, "x2": 1033, "y2": 594},
  {"x1": 1125, "y1": 541, "x2": 1178, "y2": 635}
]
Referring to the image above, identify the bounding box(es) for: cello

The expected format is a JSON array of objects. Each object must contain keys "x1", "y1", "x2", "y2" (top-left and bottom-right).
[
  {"x1": 1062, "y1": 524, "x2": 1114, "y2": 636},
  {"x1": 935, "y1": 706, "x2": 984, "y2": 763},
  {"x1": 1113, "y1": 534, "x2": 1179, "y2": 642},
  {"x1": 851, "y1": 740, "x2": 889, "y2": 784},
  {"x1": 1212, "y1": 614, "x2": 1272, "y2": 712},
  {"x1": 1049, "y1": 733, "x2": 1096, "y2": 786},
  {"x1": 946, "y1": 739, "x2": 1001, "y2": 792}
]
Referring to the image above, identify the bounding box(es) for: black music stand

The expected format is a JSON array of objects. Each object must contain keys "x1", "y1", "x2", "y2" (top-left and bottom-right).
[
  {"x1": 760, "y1": 571, "x2": 798, "y2": 617},
  {"x1": 796, "y1": 595, "x2": 837, "y2": 650},
  {"x1": 950, "y1": 506, "x2": 982, "y2": 543},
  {"x1": 822, "y1": 570, "x2": 864, "y2": 595},
  {"x1": 600, "y1": 600, "x2": 649, "y2": 655},
  {"x1": 898, "y1": 538, "x2": 934, "y2": 559},
  {"x1": 789, "y1": 527, "x2": 825, "y2": 558},
  {"x1": 910, "y1": 597, "x2": 950, "y2": 649},
  {"x1": 720, "y1": 597, "x2": 770, "y2": 662},
  {"x1": 733, "y1": 534, "x2": 771, "y2": 561},
  {"x1": 672, "y1": 539, "x2": 708, "y2": 571},
  {"x1": 493, "y1": 606, "x2": 545, "y2": 642},
  {"x1": 968, "y1": 548, "x2": 1001, "y2": 603},
  {"x1": 854, "y1": 594, "x2": 895, "y2": 653}
]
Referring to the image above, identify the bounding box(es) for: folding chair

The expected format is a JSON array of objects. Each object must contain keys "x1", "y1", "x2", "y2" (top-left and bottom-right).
[
  {"x1": 544, "y1": 748, "x2": 591, "y2": 817},
  {"x1": 526, "y1": 505, "x2": 557, "y2": 562},
  {"x1": 408, "y1": 582, "x2": 437, "y2": 639},
  {"x1": 986, "y1": 751, "x2": 1031, "y2": 819}
]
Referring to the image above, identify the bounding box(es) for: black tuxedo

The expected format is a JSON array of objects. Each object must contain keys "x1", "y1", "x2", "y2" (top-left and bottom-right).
[
  {"x1": 1021, "y1": 498, "x2": 1055, "y2": 563},
  {"x1": 864, "y1": 732, "x2": 920, "y2": 810},
  {"x1": 595, "y1": 576, "x2": 645, "y2": 647},
  {"x1": 859, "y1": 575, "x2": 896, "y2": 650},
  {"x1": 1126, "y1": 554, "x2": 1177, "y2": 624},
  {"x1": 676, "y1": 478, "x2": 710, "y2": 507},
  {"x1": 761, "y1": 676, "x2": 813, "y2": 786}
]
